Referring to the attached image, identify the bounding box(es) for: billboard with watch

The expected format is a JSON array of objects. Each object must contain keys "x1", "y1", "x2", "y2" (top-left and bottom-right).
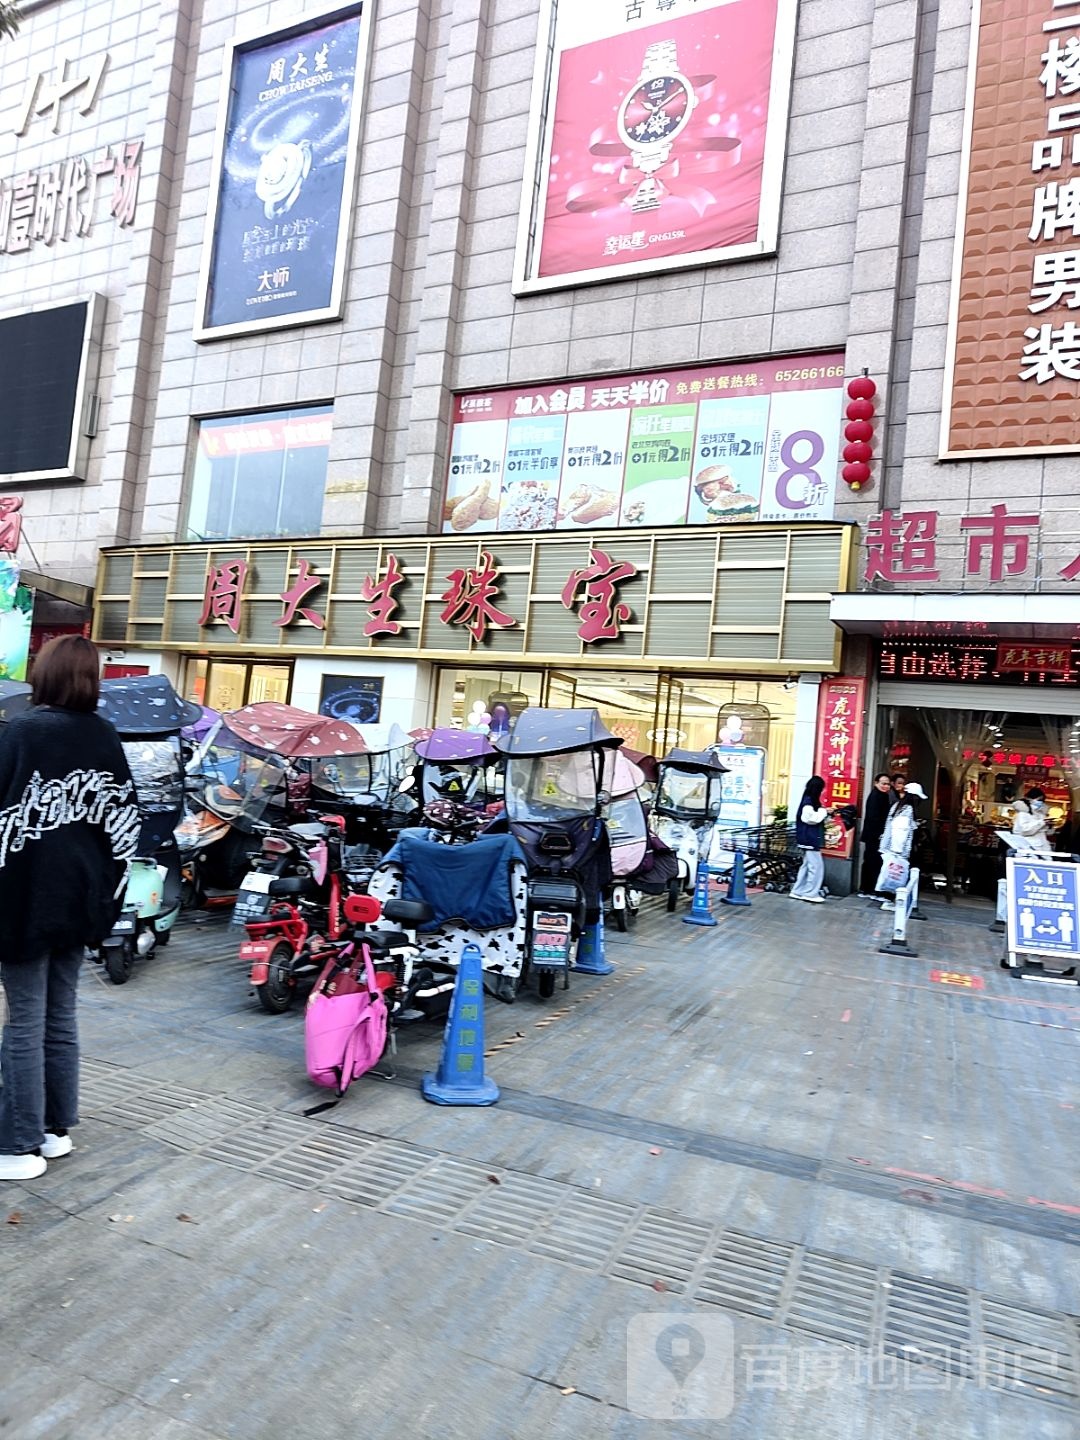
[{"x1": 513, "y1": 0, "x2": 798, "y2": 293}]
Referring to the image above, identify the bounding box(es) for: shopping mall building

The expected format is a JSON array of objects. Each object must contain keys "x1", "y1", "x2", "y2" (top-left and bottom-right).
[{"x1": 2, "y1": 0, "x2": 1079, "y2": 889}]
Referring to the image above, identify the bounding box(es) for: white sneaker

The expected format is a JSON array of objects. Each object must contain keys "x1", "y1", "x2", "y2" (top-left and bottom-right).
[
  {"x1": 805, "y1": 895, "x2": 826, "y2": 904},
  {"x1": 0, "y1": 1151, "x2": 47, "y2": 1181},
  {"x1": 41, "y1": 1131, "x2": 73, "y2": 1159}
]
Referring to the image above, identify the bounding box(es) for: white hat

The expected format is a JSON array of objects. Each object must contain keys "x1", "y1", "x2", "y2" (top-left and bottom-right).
[{"x1": 904, "y1": 782, "x2": 928, "y2": 801}]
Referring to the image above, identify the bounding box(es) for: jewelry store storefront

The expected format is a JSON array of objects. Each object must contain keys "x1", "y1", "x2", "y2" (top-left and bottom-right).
[{"x1": 94, "y1": 520, "x2": 853, "y2": 822}]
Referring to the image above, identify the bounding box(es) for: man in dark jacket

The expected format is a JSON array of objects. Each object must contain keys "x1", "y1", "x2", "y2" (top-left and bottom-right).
[
  {"x1": 0, "y1": 636, "x2": 139, "y2": 1181},
  {"x1": 858, "y1": 772, "x2": 894, "y2": 897}
]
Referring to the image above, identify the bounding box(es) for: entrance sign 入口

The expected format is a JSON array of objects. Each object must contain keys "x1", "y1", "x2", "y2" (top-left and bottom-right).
[
  {"x1": 1006, "y1": 857, "x2": 1080, "y2": 964},
  {"x1": 195, "y1": 4, "x2": 374, "y2": 341},
  {"x1": 513, "y1": 0, "x2": 799, "y2": 293},
  {"x1": 443, "y1": 355, "x2": 845, "y2": 535}
]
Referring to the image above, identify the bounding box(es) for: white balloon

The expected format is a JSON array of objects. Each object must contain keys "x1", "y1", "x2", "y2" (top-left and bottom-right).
[{"x1": 727, "y1": 714, "x2": 743, "y2": 730}]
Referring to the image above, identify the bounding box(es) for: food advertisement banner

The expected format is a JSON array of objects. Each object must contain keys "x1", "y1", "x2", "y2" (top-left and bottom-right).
[
  {"x1": 814, "y1": 678, "x2": 866, "y2": 860},
  {"x1": 514, "y1": 0, "x2": 798, "y2": 292},
  {"x1": 196, "y1": 5, "x2": 371, "y2": 341},
  {"x1": 942, "y1": 0, "x2": 1080, "y2": 455},
  {"x1": 443, "y1": 353, "x2": 844, "y2": 534}
]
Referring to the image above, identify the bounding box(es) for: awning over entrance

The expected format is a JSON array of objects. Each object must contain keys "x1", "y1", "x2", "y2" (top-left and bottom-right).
[
  {"x1": 22, "y1": 569, "x2": 93, "y2": 627},
  {"x1": 830, "y1": 592, "x2": 1080, "y2": 638}
]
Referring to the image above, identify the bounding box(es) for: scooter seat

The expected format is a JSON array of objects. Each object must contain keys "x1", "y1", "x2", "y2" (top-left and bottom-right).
[
  {"x1": 364, "y1": 929, "x2": 413, "y2": 953},
  {"x1": 288, "y1": 822, "x2": 327, "y2": 839}
]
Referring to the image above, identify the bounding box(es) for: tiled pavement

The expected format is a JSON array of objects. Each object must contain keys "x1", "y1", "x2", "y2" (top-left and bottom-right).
[{"x1": 1, "y1": 890, "x2": 1077, "y2": 1438}]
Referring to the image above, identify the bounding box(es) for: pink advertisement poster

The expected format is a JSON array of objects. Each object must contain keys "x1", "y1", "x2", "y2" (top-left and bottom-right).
[{"x1": 517, "y1": 0, "x2": 796, "y2": 291}]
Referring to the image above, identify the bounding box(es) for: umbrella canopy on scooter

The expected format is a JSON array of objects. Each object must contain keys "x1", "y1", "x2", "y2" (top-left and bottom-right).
[
  {"x1": 99, "y1": 674, "x2": 202, "y2": 736},
  {"x1": 219, "y1": 701, "x2": 369, "y2": 759},
  {"x1": 622, "y1": 746, "x2": 660, "y2": 786},
  {"x1": 414, "y1": 728, "x2": 498, "y2": 764},
  {"x1": 602, "y1": 748, "x2": 646, "y2": 798},
  {"x1": 492, "y1": 706, "x2": 621, "y2": 757},
  {"x1": 0, "y1": 679, "x2": 31, "y2": 722},
  {"x1": 657, "y1": 747, "x2": 729, "y2": 775},
  {"x1": 182, "y1": 705, "x2": 220, "y2": 743}
]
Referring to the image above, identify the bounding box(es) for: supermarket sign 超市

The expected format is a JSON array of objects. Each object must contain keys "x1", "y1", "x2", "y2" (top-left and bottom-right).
[{"x1": 442, "y1": 353, "x2": 846, "y2": 537}]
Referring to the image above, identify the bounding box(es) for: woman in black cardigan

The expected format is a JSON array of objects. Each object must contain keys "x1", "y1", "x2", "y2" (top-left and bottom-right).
[
  {"x1": 0, "y1": 637, "x2": 139, "y2": 1182},
  {"x1": 858, "y1": 773, "x2": 895, "y2": 897}
]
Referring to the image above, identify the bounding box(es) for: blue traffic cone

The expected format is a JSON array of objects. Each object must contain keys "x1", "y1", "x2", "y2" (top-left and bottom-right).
[
  {"x1": 683, "y1": 863, "x2": 718, "y2": 926},
  {"x1": 721, "y1": 850, "x2": 752, "y2": 907},
  {"x1": 572, "y1": 907, "x2": 615, "y2": 975},
  {"x1": 421, "y1": 943, "x2": 499, "y2": 1106}
]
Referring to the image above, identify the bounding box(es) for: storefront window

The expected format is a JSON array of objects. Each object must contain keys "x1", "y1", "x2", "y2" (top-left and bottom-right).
[
  {"x1": 433, "y1": 666, "x2": 796, "y2": 823},
  {"x1": 185, "y1": 406, "x2": 332, "y2": 541},
  {"x1": 186, "y1": 657, "x2": 292, "y2": 711},
  {"x1": 879, "y1": 706, "x2": 1079, "y2": 897}
]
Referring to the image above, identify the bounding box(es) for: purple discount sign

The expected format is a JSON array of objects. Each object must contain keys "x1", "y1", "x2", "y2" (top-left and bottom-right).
[{"x1": 759, "y1": 404, "x2": 839, "y2": 522}]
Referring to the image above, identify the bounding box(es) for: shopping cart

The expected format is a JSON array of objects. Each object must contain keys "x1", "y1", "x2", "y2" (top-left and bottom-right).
[{"x1": 711, "y1": 823, "x2": 803, "y2": 892}]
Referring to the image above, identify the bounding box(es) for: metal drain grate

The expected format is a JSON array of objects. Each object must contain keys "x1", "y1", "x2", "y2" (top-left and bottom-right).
[
  {"x1": 529, "y1": 1192, "x2": 638, "y2": 1269},
  {"x1": 455, "y1": 1171, "x2": 566, "y2": 1247},
  {"x1": 978, "y1": 1297, "x2": 1080, "y2": 1402},
  {"x1": 781, "y1": 1250, "x2": 878, "y2": 1346},
  {"x1": 609, "y1": 1208, "x2": 713, "y2": 1295},
  {"x1": 77, "y1": 1055, "x2": 1080, "y2": 1411},
  {"x1": 255, "y1": 1128, "x2": 375, "y2": 1190},
  {"x1": 383, "y1": 1157, "x2": 495, "y2": 1226},
  {"x1": 143, "y1": 1097, "x2": 266, "y2": 1152},
  {"x1": 883, "y1": 1272, "x2": 975, "y2": 1377},
  {"x1": 324, "y1": 1138, "x2": 437, "y2": 1207},
  {"x1": 202, "y1": 1113, "x2": 312, "y2": 1171},
  {"x1": 105, "y1": 1084, "x2": 212, "y2": 1131},
  {"x1": 694, "y1": 1229, "x2": 796, "y2": 1319}
]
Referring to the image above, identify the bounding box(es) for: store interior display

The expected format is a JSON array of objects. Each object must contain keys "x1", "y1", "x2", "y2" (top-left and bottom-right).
[
  {"x1": 883, "y1": 709, "x2": 1080, "y2": 898},
  {"x1": 433, "y1": 668, "x2": 796, "y2": 825}
]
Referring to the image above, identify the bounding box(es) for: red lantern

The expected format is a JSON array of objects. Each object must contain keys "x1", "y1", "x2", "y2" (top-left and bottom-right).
[
  {"x1": 843, "y1": 441, "x2": 873, "y2": 464},
  {"x1": 842, "y1": 461, "x2": 871, "y2": 490},
  {"x1": 845, "y1": 419, "x2": 873, "y2": 443},
  {"x1": 846, "y1": 398, "x2": 874, "y2": 422},
  {"x1": 847, "y1": 376, "x2": 877, "y2": 402}
]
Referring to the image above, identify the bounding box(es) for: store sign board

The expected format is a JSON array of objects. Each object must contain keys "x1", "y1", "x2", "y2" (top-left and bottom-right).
[
  {"x1": 813, "y1": 677, "x2": 866, "y2": 859},
  {"x1": 879, "y1": 640, "x2": 1080, "y2": 687},
  {"x1": 444, "y1": 354, "x2": 845, "y2": 534},
  {"x1": 1006, "y1": 857, "x2": 1080, "y2": 962},
  {"x1": 995, "y1": 642, "x2": 1071, "y2": 673},
  {"x1": 94, "y1": 523, "x2": 850, "y2": 673},
  {"x1": 863, "y1": 505, "x2": 1080, "y2": 585},
  {"x1": 194, "y1": 4, "x2": 373, "y2": 341},
  {"x1": 513, "y1": 0, "x2": 799, "y2": 292},
  {"x1": 942, "y1": 0, "x2": 1080, "y2": 456}
]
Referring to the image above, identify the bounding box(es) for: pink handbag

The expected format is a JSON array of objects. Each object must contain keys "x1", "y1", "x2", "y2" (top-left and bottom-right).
[{"x1": 305, "y1": 942, "x2": 388, "y2": 1097}]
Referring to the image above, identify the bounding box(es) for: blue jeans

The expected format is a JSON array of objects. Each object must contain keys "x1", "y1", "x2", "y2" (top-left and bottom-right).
[{"x1": 0, "y1": 949, "x2": 82, "y2": 1154}]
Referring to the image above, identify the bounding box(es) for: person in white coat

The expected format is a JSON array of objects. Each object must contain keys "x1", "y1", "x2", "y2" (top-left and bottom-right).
[
  {"x1": 1010, "y1": 790, "x2": 1052, "y2": 858},
  {"x1": 790, "y1": 775, "x2": 831, "y2": 903}
]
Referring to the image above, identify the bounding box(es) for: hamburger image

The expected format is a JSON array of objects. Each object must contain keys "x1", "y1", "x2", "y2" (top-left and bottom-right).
[{"x1": 693, "y1": 465, "x2": 758, "y2": 523}]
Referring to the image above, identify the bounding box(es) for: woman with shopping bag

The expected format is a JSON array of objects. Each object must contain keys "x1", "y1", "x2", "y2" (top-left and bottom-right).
[{"x1": 876, "y1": 782, "x2": 927, "y2": 898}]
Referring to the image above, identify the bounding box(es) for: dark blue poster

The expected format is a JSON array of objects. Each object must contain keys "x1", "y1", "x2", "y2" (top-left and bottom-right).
[
  {"x1": 201, "y1": 9, "x2": 364, "y2": 335},
  {"x1": 319, "y1": 674, "x2": 383, "y2": 725}
]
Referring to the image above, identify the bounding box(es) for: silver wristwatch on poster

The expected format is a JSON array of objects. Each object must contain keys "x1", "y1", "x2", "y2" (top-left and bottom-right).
[{"x1": 616, "y1": 40, "x2": 698, "y2": 212}]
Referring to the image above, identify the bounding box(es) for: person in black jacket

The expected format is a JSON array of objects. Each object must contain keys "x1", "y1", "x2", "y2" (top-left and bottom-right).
[
  {"x1": 0, "y1": 637, "x2": 139, "y2": 1182},
  {"x1": 858, "y1": 772, "x2": 895, "y2": 897}
]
